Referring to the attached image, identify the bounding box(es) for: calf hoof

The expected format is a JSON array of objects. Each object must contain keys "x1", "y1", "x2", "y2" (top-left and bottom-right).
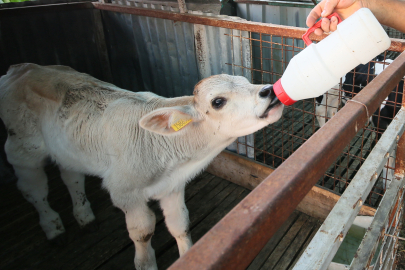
[
  {"x1": 82, "y1": 220, "x2": 99, "y2": 233},
  {"x1": 49, "y1": 233, "x2": 68, "y2": 246}
]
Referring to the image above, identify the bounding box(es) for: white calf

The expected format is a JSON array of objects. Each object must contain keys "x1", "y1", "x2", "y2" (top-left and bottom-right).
[{"x1": 0, "y1": 63, "x2": 283, "y2": 269}]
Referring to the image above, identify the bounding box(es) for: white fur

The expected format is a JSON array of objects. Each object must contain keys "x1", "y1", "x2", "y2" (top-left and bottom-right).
[{"x1": 0, "y1": 63, "x2": 283, "y2": 270}]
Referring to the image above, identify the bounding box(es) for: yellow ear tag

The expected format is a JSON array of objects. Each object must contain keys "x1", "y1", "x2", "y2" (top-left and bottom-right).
[{"x1": 171, "y1": 114, "x2": 192, "y2": 131}]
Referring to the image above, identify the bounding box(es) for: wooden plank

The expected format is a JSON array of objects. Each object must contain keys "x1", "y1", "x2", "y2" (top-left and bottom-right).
[
  {"x1": 207, "y1": 150, "x2": 376, "y2": 220},
  {"x1": 247, "y1": 211, "x2": 300, "y2": 270},
  {"x1": 260, "y1": 213, "x2": 310, "y2": 270},
  {"x1": 0, "y1": 175, "x2": 104, "y2": 248},
  {"x1": 33, "y1": 174, "x2": 222, "y2": 270},
  {"x1": 288, "y1": 218, "x2": 322, "y2": 270},
  {"x1": 0, "y1": 171, "x2": 213, "y2": 267},
  {"x1": 157, "y1": 186, "x2": 249, "y2": 270},
  {"x1": 207, "y1": 150, "x2": 275, "y2": 190},
  {"x1": 0, "y1": 186, "x2": 113, "y2": 269},
  {"x1": 96, "y1": 174, "x2": 240, "y2": 270},
  {"x1": 275, "y1": 217, "x2": 319, "y2": 270}
]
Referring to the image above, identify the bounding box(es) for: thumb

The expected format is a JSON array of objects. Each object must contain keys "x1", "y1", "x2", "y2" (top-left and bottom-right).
[{"x1": 321, "y1": 0, "x2": 339, "y2": 17}]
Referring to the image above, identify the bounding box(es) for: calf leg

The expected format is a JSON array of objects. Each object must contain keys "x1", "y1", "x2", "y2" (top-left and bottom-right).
[
  {"x1": 315, "y1": 104, "x2": 327, "y2": 127},
  {"x1": 115, "y1": 199, "x2": 157, "y2": 270},
  {"x1": 59, "y1": 168, "x2": 95, "y2": 228},
  {"x1": 160, "y1": 189, "x2": 192, "y2": 256},
  {"x1": 14, "y1": 165, "x2": 65, "y2": 240}
]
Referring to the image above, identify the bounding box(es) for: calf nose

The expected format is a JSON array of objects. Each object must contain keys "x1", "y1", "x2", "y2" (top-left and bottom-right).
[{"x1": 259, "y1": 85, "x2": 275, "y2": 100}]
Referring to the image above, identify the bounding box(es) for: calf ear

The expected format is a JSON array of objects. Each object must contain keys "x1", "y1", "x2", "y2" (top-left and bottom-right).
[{"x1": 139, "y1": 106, "x2": 201, "y2": 135}]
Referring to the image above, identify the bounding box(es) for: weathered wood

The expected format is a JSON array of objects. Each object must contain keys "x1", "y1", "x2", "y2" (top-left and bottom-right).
[
  {"x1": 294, "y1": 109, "x2": 405, "y2": 270},
  {"x1": 95, "y1": 176, "x2": 247, "y2": 270},
  {"x1": 157, "y1": 186, "x2": 249, "y2": 270},
  {"x1": 1, "y1": 168, "x2": 323, "y2": 270},
  {"x1": 38, "y1": 175, "x2": 222, "y2": 270},
  {"x1": 288, "y1": 219, "x2": 321, "y2": 270},
  {"x1": 1, "y1": 172, "x2": 215, "y2": 269},
  {"x1": 275, "y1": 218, "x2": 319, "y2": 270},
  {"x1": 260, "y1": 214, "x2": 310, "y2": 269},
  {"x1": 247, "y1": 211, "x2": 300, "y2": 270},
  {"x1": 350, "y1": 179, "x2": 405, "y2": 269},
  {"x1": 207, "y1": 150, "x2": 376, "y2": 220}
]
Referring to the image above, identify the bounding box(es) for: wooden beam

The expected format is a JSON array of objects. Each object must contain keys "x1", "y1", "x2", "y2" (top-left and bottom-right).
[{"x1": 207, "y1": 150, "x2": 376, "y2": 220}]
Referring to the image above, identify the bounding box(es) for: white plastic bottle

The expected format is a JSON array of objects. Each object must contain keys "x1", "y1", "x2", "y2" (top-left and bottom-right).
[{"x1": 274, "y1": 8, "x2": 391, "y2": 106}]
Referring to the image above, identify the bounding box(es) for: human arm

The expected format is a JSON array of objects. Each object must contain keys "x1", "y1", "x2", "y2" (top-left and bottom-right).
[{"x1": 307, "y1": 0, "x2": 405, "y2": 35}]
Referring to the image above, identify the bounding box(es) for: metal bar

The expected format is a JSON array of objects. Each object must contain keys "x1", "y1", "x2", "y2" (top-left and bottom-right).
[
  {"x1": 0, "y1": 2, "x2": 94, "y2": 17},
  {"x1": 93, "y1": 3, "x2": 405, "y2": 52},
  {"x1": 177, "y1": 0, "x2": 187, "y2": 13},
  {"x1": 292, "y1": 108, "x2": 405, "y2": 270},
  {"x1": 350, "y1": 182, "x2": 405, "y2": 269},
  {"x1": 235, "y1": 0, "x2": 317, "y2": 8},
  {"x1": 395, "y1": 82, "x2": 405, "y2": 178},
  {"x1": 167, "y1": 52, "x2": 405, "y2": 270}
]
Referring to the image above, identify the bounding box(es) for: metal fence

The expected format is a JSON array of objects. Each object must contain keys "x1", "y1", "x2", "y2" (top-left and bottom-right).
[
  {"x1": 220, "y1": 28, "x2": 405, "y2": 208},
  {"x1": 2, "y1": 1, "x2": 405, "y2": 268},
  {"x1": 92, "y1": 3, "x2": 405, "y2": 269}
]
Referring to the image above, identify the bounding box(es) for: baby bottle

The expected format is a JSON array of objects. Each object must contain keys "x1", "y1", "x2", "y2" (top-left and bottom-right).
[{"x1": 274, "y1": 8, "x2": 391, "y2": 105}]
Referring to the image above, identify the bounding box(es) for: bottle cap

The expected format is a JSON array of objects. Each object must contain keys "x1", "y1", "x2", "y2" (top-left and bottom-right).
[{"x1": 273, "y1": 79, "x2": 296, "y2": 106}]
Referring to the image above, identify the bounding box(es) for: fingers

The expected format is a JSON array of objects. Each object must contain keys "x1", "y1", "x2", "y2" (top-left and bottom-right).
[
  {"x1": 329, "y1": 16, "x2": 338, "y2": 31},
  {"x1": 320, "y1": 17, "x2": 330, "y2": 33},
  {"x1": 314, "y1": 28, "x2": 324, "y2": 35},
  {"x1": 307, "y1": 1, "x2": 340, "y2": 35},
  {"x1": 322, "y1": 0, "x2": 339, "y2": 17},
  {"x1": 306, "y1": 3, "x2": 324, "y2": 27}
]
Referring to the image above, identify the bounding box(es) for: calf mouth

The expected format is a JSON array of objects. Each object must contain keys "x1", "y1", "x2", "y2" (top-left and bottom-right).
[{"x1": 259, "y1": 97, "x2": 282, "y2": 119}]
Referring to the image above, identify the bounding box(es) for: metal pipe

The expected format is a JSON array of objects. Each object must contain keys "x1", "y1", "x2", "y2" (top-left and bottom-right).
[
  {"x1": 0, "y1": 2, "x2": 94, "y2": 17},
  {"x1": 167, "y1": 51, "x2": 405, "y2": 270},
  {"x1": 177, "y1": 0, "x2": 187, "y2": 13},
  {"x1": 395, "y1": 82, "x2": 405, "y2": 178},
  {"x1": 349, "y1": 178, "x2": 405, "y2": 269},
  {"x1": 92, "y1": 3, "x2": 405, "y2": 52},
  {"x1": 293, "y1": 108, "x2": 405, "y2": 270}
]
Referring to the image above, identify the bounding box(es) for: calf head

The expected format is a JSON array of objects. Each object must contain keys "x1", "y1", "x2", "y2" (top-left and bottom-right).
[{"x1": 140, "y1": 74, "x2": 283, "y2": 138}]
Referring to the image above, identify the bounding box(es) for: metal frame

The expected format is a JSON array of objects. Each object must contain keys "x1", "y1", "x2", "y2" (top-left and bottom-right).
[
  {"x1": 91, "y1": 4, "x2": 405, "y2": 269},
  {"x1": 165, "y1": 51, "x2": 405, "y2": 270},
  {"x1": 83, "y1": 4, "x2": 405, "y2": 269},
  {"x1": 2, "y1": 2, "x2": 404, "y2": 268},
  {"x1": 293, "y1": 108, "x2": 405, "y2": 270},
  {"x1": 92, "y1": 3, "x2": 405, "y2": 52}
]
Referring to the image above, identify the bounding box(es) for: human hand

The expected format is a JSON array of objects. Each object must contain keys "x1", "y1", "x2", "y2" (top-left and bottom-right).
[{"x1": 306, "y1": 0, "x2": 365, "y2": 35}]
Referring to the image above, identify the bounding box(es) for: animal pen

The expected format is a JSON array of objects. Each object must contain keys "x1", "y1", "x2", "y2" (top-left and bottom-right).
[{"x1": 0, "y1": 0, "x2": 405, "y2": 269}]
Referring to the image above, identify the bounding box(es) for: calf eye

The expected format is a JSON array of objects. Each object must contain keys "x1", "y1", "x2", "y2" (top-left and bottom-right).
[{"x1": 212, "y1": 97, "x2": 227, "y2": 109}]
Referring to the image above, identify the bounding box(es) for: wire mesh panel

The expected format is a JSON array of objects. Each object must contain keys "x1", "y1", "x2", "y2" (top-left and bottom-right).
[{"x1": 226, "y1": 30, "x2": 405, "y2": 208}]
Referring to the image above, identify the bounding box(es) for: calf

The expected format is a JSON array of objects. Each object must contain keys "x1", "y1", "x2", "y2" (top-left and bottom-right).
[{"x1": 0, "y1": 63, "x2": 283, "y2": 270}]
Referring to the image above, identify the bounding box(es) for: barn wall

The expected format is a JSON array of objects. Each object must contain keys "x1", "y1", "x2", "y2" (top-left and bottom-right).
[{"x1": 0, "y1": 2, "x2": 111, "y2": 82}]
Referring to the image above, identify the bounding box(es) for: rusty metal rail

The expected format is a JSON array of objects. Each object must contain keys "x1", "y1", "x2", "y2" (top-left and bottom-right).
[
  {"x1": 169, "y1": 52, "x2": 405, "y2": 269},
  {"x1": 93, "y1": 2, "x2": 405, "y2": 53}
]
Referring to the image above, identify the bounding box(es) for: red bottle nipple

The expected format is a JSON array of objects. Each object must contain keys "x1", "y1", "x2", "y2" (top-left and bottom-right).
[{"x1": 273, "y1": 79, "x2": 296, "y2": 106}]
